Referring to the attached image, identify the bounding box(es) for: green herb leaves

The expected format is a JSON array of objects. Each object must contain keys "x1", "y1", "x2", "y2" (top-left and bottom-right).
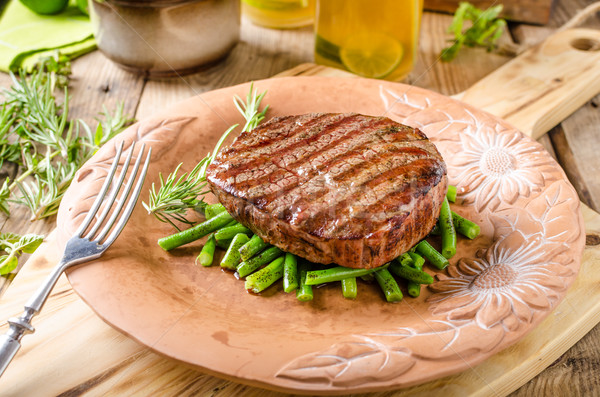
[
  {"x1": 144, "y1": 161, "x2": 211, "y2": 230},
  {"x1": 233, "y1": 84, "x2": 269, "y2": 132},
  {"x1": 441, "y1": 2, "x2": 507, "y2": 62},
  {"x1": 144, "y1": 83, "x2": 269, "y2": 230},
  {"x1": 0, "y1": 233, "x2": 43, "y2": 275},
  {"x1": 0, "y1": 56, "x2": 133, "y2": 220}
]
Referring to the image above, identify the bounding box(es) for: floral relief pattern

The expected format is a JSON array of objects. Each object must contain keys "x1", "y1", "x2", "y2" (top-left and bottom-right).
[
  {"x1": 427, "y1": 231, "x2": 573, "y2": 331},
  {"x1": 382, "y1": 85, "x2": 558, "y2": 212},
  {"x1": 448, "y1": 128, "x2": 556, "y2": 212}
]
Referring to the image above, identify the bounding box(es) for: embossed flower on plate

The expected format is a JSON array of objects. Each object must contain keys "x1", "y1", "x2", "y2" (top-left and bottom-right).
[
  {"x1": 428, "y1": 232, "x2": 572, "y2": 331},
  {"x1": 451, "y1": 128, "x2": 553, "y2": 211}
]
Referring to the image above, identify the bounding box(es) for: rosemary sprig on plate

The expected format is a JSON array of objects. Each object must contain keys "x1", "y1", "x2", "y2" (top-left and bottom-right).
[
  {"x1": 0, "y1": 55, "x2": 133, "y2": 220},
  {"x1": 143, "y1": 83, "x2": 269, "y2": 230}
]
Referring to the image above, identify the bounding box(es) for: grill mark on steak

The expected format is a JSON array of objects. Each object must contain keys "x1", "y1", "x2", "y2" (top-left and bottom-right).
[
  {"x1": 297, "y1": 157, "x2": 444, "y2": 238},
  {"x1": 237, "y1": 121, "x2": 409, "y2": 204},
  {"x1": 265, "y1": 141, "x2": 436, "y2": 226},
  {"x1": 217, "y1": 114, "x2": 357, "y2": 175},
  {"x1": 206, "y1": 113, "x2": 447, "y2": 269},
  {"x1": 219, "y1": 113, "x2": 333, "y2": 156},
  {"x1": 223, "y1": 115, "x2": 381, "y2": 198},
  {"x1": 338, "y1": 159, "x2": 446, "y2": 237}
]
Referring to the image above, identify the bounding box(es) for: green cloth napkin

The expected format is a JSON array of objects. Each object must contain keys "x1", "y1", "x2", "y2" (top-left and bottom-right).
[{"x1": 0, "y1": 0, "x2": 96, "y2": 72}]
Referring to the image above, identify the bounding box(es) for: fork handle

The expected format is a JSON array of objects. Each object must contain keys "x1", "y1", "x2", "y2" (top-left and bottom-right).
[
  {"x1": 0, "y1": 308, "x2": 35, "y2": 377},
  {"x1": 0, "y1": 259, "x2": 68, "y2": 377}
]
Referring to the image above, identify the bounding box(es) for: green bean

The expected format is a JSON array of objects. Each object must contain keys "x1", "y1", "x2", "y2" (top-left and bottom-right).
[
  {"x1": 296, "y1": 261, "x2": 313, "y2": 301},
  {"x1": 283, "y1": 253, "x2": 299, "y2": 293},
  {"x1": 220, "y1": 233, "x2": 250, "y2": 270},
  {"x1": 398, "y1": 253, "x2": 413, "y2": 266},
  {"x1": 244, "y1": 257, "x2": 285, "y2": 293},
  {"x1": 214, "y1": 223, "x2": 252, "y2": 241},
  {"x1": 239, "y1": 234, "x2": 270, "y2": 261},
  {"x1": 406, "y1": 252, "x2": 425, "y2": 297},
  {"x1": 158, "y1": 211, "x2": 234, "y2": 251},
  {"x1": 416, "y1": 240, "x2": 448, "y2": 270},
  {"x1": 446, "y1": 185, "x2": 457, "y2": 202},
  {"x1": 374, "y1": 268, "x2": 403, "y2": 302},
  {"x1": 305, "y1": 265, "x2": 385, "y2": 285},
  {"x1": 215, "y1": 238, "x2": 233, "y2": 249},
  {"x1": 205, "y1": 203, "x2": 227, "y2": 219},
  {"x1": 196, "y1": 234, "x2": 216, "y2": 267},
  {"x1": 407, "y1": 252, "x2": 425, "y2": 270},
  {"x1": 341, "y1": 277, "x2": 358, "y2": 300},
  {"x1": 390, "y1": 260, "x2": 434, "y2": 284},
  {"x1": 452, "y1": 211, "x2": 480, "y2": 239},
  {"x1": 439, "y1": 197, "x2": 457, "y2": 259},
  {"x1": 237, "y1": 246, "x2": 284, "y2": 278},
  {"x1": 360, "y1": 273, "x2": 375, "y2": 282},
  {"x1": 407, "y1": 281, "x2": 421, "y2": 297},
  {"x1": 430, "y1": 222, "x2": 441, "y2": 236}
]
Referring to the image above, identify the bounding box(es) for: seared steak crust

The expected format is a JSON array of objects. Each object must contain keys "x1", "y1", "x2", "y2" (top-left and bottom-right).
[{"x1": 207, "y1": 113, "x2": 447, "y2": 269}]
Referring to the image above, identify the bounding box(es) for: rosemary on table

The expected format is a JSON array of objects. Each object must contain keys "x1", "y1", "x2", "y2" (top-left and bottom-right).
[
  {"x1": 0, "y1": 55, "x2": 133, "y2": 220},
  {"x1": 441, "y1": 2, "x2": 507, "y2": 62},
  {"x1": 143, "y1": 83, "x2": 269, "y2": 230},
  {"x1": 0, "y1": 232, "x2": 43, "y2": 275}
]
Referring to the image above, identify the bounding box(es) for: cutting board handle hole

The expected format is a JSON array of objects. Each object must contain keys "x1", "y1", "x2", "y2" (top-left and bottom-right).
[{"x1": 570, "y1": 37, "x2": 600, "y2": 52}]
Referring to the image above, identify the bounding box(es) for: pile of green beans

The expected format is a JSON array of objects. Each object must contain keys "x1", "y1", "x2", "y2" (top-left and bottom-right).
[{"x1": 157, "y1": 185, "x2": 480, "y2": 302}]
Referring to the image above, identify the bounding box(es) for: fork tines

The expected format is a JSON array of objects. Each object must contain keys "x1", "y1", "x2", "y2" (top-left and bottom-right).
[{"x1": 76, "y1": 141, "x2": 152, "y2": 246}]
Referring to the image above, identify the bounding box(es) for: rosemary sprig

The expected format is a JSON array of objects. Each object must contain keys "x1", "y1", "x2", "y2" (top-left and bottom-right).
[
  {"x1": 233, "y1": 82, "x2": 269, "y2": 132},
  {"x1": 144, "y1": 83, "x2": 269, "y2": 229},
  {"x1": 0, "y1": 55, "x2": 134, "y2": 220},
  {"x1": 144, "y1": 161, "x2": 211, "y2": 230}
]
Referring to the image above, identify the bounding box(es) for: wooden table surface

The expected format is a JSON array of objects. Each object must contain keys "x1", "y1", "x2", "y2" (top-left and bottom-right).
[{"x1": 1, "y1": 0, "x2": 600, "y2": 395}]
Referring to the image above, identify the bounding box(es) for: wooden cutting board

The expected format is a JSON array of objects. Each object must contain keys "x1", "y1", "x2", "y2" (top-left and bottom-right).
[{"x1": 1, "y1": 28, "x2": 600, "y2": 397}]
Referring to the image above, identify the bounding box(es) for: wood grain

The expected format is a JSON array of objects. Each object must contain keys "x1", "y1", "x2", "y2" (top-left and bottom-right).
[
  {"x1": 408, "y1": 12, "x2": 514, "y2": 95},
  {"x1": 452, "y1": 28, "x2": 600, "y2": 140},
  {"x1": 135, "y1": 18, "x2": 314, "y2": 121},
  {"x1": 1, "y1": 0, "x2": 600, "y2": 394},
  {"x1": 423, "y1": 0, "x2": 555, "y2": 25},
  {"x1": 68, "y1": 51, "x2": 145, "y2": 126},
  {"x1": 510, "y1": 2, "x2": 600, "y2": 213}
]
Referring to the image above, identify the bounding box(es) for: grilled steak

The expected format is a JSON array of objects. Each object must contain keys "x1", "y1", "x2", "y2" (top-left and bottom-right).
[{"x1": 206, "y1": 113, "x2": 447, "y2": 269}]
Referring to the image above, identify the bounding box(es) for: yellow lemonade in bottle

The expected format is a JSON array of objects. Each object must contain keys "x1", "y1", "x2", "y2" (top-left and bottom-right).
[
  {"x1": 314, "y1": 0, "x2": 422, "y2": 80},
  {"x1": 242, "y1": 0, "x2": 316, "y2": 29}
]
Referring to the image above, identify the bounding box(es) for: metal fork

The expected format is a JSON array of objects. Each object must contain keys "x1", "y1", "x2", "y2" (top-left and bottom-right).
[{"x1": 0, "y1": 141, "x2": 151, "y2": 377}]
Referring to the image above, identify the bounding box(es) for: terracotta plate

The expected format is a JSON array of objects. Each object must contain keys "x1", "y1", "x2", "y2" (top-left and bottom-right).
[{"x1": 56, "y1": 77, "x2": 585, "y2": 394}]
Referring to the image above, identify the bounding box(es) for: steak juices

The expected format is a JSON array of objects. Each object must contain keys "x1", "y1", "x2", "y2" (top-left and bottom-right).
[{"x1": 206, "y1": 113, "x2": 447, "y2": 269}]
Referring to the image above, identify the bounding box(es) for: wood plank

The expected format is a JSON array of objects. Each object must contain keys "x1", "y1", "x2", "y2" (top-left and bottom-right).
[
  {"x1": 511, "y1": 0, "x2": 600, "y2": 46},
  {"x1": 408, "y1": 12, "x2": 514, "y2": 95},
  {"x1": 67, "y1": 51, "x2": 145, "y2": 126},
  {"x1": 509, "y1": 1, "x2": 600, "y2": 212},
  {"x1": 135, "y1": 18, "x2": 314, "y2": 120},
  {"x1": 553, "y1": 95, "x2": 600, "y2": 212},
  {"x1": 423, "y1": 0, "x2": 555, "y2": 25},
  {"x1": 452, "y1": 28, "x2": 600, "y2": 140}
]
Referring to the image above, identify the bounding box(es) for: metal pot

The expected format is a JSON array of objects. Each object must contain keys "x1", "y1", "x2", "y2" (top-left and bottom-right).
[{"x1": 89, "y1": 0, "x2": 241, "y2": 77}]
